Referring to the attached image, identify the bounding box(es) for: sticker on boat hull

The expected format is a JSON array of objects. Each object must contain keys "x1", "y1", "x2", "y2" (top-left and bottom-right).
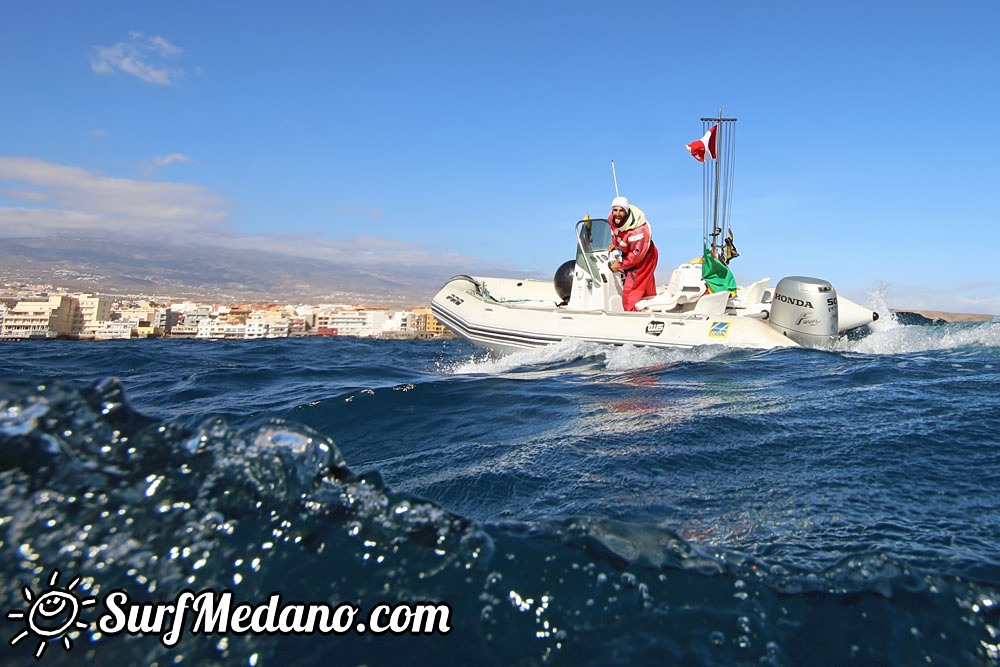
[
  {"x1": 708, "y1": 321, "x2": 730, "y2": 338},
  {"x1": 645, "y1": 320, "x2": 665, "y2": 336}
]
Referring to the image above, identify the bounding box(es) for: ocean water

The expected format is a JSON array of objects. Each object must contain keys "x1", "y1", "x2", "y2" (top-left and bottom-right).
[{"x1": 1, "y1": 312, "x2": 999, "y2": 665}]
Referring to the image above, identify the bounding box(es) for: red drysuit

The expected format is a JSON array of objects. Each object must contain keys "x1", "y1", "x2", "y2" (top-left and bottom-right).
[{"x1": 609, "y1": 206, "x2": 658, "y2": 311}]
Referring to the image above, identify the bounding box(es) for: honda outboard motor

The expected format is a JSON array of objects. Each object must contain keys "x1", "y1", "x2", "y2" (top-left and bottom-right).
[{"x1": 768, "y1": 276, "x2": 839, "y2": 347}]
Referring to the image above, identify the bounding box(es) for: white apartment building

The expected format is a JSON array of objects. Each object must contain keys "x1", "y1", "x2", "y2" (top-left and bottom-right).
[
  {"x1": 381, "y1": 310, "x2": 413, "y2": 333},
  {"x1": 153, "y1": 308, "x2": 180, "y2": 333},
  {"x1": 168, "y1": 301, "x2": 204, "y2": 314},
  {"x1": 196, "y1": 319, "x2": 246, "y2": 340},
  {"x1": 314, "y1": 308, "x2": 389, "y2": 337},
  {"x1": 295, "y1": 304, "x2": 348, "y2": 331},
  {"x1": 181, "y1": 306, "x2": 214, "y2": 328},
  {"x1": 168, "y1": 323, "x2": 199, "y2": 337},
  {"x1": 93, "y1": 319, "x2": 139, "y2": 340},
  {"x1": 245, "y1": 313, "x2": 291, "y2": 339}
]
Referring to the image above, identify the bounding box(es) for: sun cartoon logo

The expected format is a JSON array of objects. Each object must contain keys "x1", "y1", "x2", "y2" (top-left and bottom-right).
[{"x1": 6, "y1": 568, "x2": 97, "y2": 660}]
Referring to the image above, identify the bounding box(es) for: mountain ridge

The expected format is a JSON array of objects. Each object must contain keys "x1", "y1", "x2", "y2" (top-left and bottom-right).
[{"x1": 0, "y1": 235, "x2": 535, "y2": 306}]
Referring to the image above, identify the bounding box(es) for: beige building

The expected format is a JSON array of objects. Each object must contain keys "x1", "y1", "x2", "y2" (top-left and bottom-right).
[
  {"x1": 0, "y1": 293, "x2": 124, "y2": 339},
  {"x1": 114, "y1": 302, "x2": 158, "y2": 325},
  {"x1": 409, "y1": 307, "x2": 448, "y2": 335},
  {"x1": 75, "y1": 294, "x2": 114, "y2": 335},
  {"x1": 0, "y1": 295, "x2": 77, "y2": 339}
]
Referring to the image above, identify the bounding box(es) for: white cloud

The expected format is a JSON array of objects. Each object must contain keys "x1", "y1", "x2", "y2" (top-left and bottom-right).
[
  {"x1": 91, "y1": 32, "x2": 183, "y2": 85},
  {"x1": 152, "y1": 153, "x2": 195, "y2": 167},
  {"x1": 0, "y1": 157, "x2": 227, "y2": 236},
  {"x1": 221, "y1": 232, "x2": 474, "y2": 267},
  {"x1": 0, "y1": 157, "x2": 490, "y2": 270},
  {"x1": 141, "y1": 153, "x2": 196, "y2": 174},
  {"x1": 0, "y1": 187, "x2": 48, "y2": 202}
]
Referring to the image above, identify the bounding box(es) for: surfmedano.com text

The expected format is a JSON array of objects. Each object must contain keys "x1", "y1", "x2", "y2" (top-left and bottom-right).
[{"x1": 98, "y1": 589, "x2": 452, "y2": 647}]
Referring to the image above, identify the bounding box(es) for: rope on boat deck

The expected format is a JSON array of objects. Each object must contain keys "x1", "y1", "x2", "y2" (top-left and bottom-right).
[
  {"x1": 443, "y1": 275, "x2": 541, "y2": 305},
  {"x1": 444, "y1": 274, "x2": 496, "y2": 301}
]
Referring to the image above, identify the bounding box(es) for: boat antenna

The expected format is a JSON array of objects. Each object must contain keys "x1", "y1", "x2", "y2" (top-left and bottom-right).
[
  {"x1": 699, "y1": 109, "x2": 738, "y2": 261},
  {"x1": 711, "y1": 109, "x2": 722, "y2": 249},
  {"x1": 611, "y1": 160, "x2": 620, "y2": 196}
]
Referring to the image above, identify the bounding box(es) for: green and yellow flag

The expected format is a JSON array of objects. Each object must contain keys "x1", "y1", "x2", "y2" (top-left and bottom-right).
[{"x1": 702, "y1": 244, "x2": 737, "y2": 294}]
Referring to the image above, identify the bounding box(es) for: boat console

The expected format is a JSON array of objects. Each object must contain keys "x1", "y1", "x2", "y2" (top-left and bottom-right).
[{"x1": 565, "y1": 218, "x2": 625, "y2": 312}]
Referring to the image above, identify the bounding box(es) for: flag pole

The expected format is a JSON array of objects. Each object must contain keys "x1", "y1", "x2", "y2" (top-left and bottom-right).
[
  {"x1": 611, "y1": 160, "x2": 620, "y2": 196},
  {"x1": 711, "y1": 108, "x2": 722, "y2": 256}
]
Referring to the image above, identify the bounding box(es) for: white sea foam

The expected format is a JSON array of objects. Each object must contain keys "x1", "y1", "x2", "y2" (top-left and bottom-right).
[
  {"x1": 446, "y1": 339, "x2": 605, "y2": 375},
  {"x1": 600, "y1": 343, "x2": 729, "y2": 371},
  {"x1": 446, "y1": 338, "x2": 734, "y2": 375},
  {"x1": 833, "y1": 285, "x2": 1000, "y2": 355},
  {"x1": 846, "y1": 316, "x2": 1000, "y2": 355}
]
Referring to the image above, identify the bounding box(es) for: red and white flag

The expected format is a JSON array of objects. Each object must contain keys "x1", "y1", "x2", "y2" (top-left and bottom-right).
[{"x1": 685, "y1": 125, "x2": 718, "y2": 162}]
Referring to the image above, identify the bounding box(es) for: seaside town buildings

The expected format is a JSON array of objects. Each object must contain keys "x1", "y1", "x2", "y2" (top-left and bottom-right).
[{"x1": 0, "y1": 289, "x2": 451, "y2": 341}]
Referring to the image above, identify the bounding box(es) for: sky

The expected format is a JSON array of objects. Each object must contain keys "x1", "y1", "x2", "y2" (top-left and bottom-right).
[{"x1": 1, "y1": 0, "x2": 999, "y2": 312}]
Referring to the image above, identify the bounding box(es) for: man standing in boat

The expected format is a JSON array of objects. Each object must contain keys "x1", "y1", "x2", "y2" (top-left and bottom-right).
[{"x1": 608, "y1": 196, "x2": 658, "y2": 311}]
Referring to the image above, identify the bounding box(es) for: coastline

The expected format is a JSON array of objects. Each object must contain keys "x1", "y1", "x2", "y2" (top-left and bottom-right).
[{"x1": 891, "y1": 310, "x2": 995, "y2": 323}]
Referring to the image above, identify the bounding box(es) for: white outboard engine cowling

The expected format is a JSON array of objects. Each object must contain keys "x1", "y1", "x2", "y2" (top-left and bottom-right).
[{"x1": 768, "y1": 276, "x2": 839, "y2": 347}]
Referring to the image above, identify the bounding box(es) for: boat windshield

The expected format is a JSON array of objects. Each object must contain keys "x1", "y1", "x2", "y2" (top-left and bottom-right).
[{"x1": 575, "y1": 218, "x2": 613, "y2": 278}]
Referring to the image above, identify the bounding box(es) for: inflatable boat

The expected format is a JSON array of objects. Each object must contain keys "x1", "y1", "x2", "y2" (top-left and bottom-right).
[
  {"x1": 431, "y1": 216, "x2": 876, "y2": 355},
  {"x1": 431, "y1": 113, "x2": 877, "y2": 355}
]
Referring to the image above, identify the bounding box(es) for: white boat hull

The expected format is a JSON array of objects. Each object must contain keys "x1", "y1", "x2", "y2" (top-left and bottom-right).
[{"x1": 432, "y1": 275, "x2": 876, "y2": 356}]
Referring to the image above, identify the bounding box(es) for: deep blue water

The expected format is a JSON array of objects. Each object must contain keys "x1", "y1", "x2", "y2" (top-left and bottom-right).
[{"x1": 1, "y1": 313, "x2": 999, "y2": 665}]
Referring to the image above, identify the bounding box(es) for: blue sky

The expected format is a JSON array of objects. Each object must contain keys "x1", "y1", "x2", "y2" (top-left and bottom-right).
[{"x1": 1, "y1": 1, "x2": 998, "y2": 312}]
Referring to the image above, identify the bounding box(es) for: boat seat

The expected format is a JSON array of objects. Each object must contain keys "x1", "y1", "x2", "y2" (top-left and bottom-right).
[
  {"x1": 693, "y1": 290, "x2": 730, "y2": 315},
  {"x1": 636, "y1": 264, "x2": 706, "y2": 312},
  {"x1": 733, "y1": 277, "x2": 771, "y2": 307}
]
